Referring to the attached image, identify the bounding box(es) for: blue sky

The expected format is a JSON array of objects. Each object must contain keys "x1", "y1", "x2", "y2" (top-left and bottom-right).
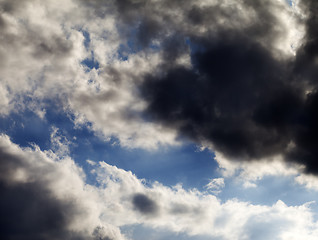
[{"x1": 1, "y1": 0, "x2": 318, "y2": 240}]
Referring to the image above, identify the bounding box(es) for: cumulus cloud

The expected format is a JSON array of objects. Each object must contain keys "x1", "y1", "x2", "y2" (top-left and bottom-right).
[
  {"x1": 90, "y1": 158, "x2": 318, "y2": 240},
  {"x1": 213, "y1": 150, "x2": 318, "y2": 191},
  {"x1": 295, "y1": 174, "x2": 318, "y2": 191}
]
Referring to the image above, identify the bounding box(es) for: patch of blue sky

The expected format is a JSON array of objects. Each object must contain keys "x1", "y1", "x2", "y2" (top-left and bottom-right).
[
  {"x1": 219, "y1": 174, "x2": 318, "y2": 212},
  {"x1": 0, "y1": 99, "x2": 218, "y2": 190},
  {"x1": 3, "y1": 98, "x2": 317, "y2": 213},
  {"x1": 82, "y1": 30, "x2": 91, "y2": 50},
  {"x1": 81, "y1": 50, "x2": 100, "y2": 71},
  {"x1": 2, "y1": 99, "x2": 318, "y2": 220},
  {"x1": 286, "y1": 0, "x2": 294, "y2": 6},
  {"x1": 81, "y1": 55, "x2": 100, "y2": 70},
  {"x1": 0, "y1": 110, "x2": 51, "y2": 150},
  {"x1": 77, "y1": 137, "x2": 218, "y2": 190},
  {"x1": 80, "y1": 30, "x2": 100, "y2": 71},
  {"x1": 0, "y1": 98, "x2": 79, "y2": 152}
]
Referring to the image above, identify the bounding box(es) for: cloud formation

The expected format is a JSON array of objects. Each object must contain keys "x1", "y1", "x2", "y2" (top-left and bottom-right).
[
  {"x1": 1, "y1": 0, "x2": 318, "y2": 239},
  {"x1": 1, "y1": 133, "x2": 318, "y2": 239},
  {"x1": 0, "y1": 135, "x2": 125, "y2": 240},
  {"x1": 2, "y1": 0, "x2": 316, "y2": 174},
  {"x1": 131, "y1": 0, "x2": 318, "y2": 173},
  {"x1": 132, "y1": 193, "x2": 159, "y2": 215},
  {"x1": 90, "y1": 156, "x2": 318, "y2": 240}
]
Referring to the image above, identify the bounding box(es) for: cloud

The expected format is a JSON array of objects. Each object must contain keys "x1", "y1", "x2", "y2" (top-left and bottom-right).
[
  {"x1": 295, "y1": 174, "x2": 318, "y2": 191},
  {"x1": 132, "y1": 193, "x2": 159, "y2": 215},
  {"x1": 205, "y1": 178, "x2": 225, "y2": 194},
  {"x1": 0, "y1": 134, "x2": 126, "y2": 240},
  {"x1": 0, "y1": 0, "x2": 178, "y2": 149},
  {"x1": 213, "y1": 151, "x2": 318, "y2": 192},
  {"x1": 1, "y1": 134, "x2": 318, "y2": 239},
  {"x1": 1, "y1": 0, "x2": 318, "y2": 238},
  {"x1": 132, "y1": 0, "x2": 318, "y2": 174},
  {"x1": 214, "y1": 152, "x2": 301, "y2": 182},
  {"x1": 1, "y1": 0, "x2": 315, "y2": 174},
  {"x1": 91, "y1": 159, "x2": 318, "y2": 240},
  {"x1": 68, "y1": 52, "x2": 179, "y2": 149}
]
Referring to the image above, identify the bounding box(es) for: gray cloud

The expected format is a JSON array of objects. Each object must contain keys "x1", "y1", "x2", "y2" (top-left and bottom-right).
[
  {"x1": 0, "y1": 135, "x2": 125, "y2": 240},
  {"x1": 107, "y1": 0, "x2": 318, "y2": 174},
  {"x1": 132, "y1": 193, "x2": 159, "y2": 215},
  {"x1": 2, "y1": 0, "x2": 318, "y2": 238},
  {"x1": 0, "y1": 181, "x2": 81, "y2": 240}
]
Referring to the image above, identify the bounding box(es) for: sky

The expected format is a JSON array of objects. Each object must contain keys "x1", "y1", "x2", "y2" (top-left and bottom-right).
[{"x1": 1, "y1": 0, "x2": 318, "y2": 239}]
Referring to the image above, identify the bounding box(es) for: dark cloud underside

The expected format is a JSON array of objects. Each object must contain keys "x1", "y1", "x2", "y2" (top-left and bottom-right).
[
  {"x1": 0, "y1": 144, "x2": 113, "y2": 240},
  {"x1": 142, "y1": 35, "x2": 297, "y2": 159},
  {"x1": 113, "y1": 0, "x2": 318, "y2": 173},
  {"x1": 0, "y1": 182, "x2": 77, "y2": 240},
  {"x1": 132, "y1": 193, "x2": 159, "y2": 215}
]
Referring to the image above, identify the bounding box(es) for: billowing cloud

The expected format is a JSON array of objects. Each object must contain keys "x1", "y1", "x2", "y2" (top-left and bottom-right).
[
  {"x1": 1, "y1": 0, "x2": 318, "y2": 239},
  {"x1": 0, "y1": 0, "x2": 178, "y2": 149},
  {"x1": 1, "y1": 0, "x2": 316, "y2": 174},
  {"x1": 0, "y1": 134, "x2": 126, "y2": 240},
  {"x1": 1, "y1": 133, "x2": 318, "y2": 239},
  {"x1": 90, "y1": 157, "x2": 318, "y2": 240},
  {"x1": 131, "y1": 0, "x2": 318, "y2": 173}
]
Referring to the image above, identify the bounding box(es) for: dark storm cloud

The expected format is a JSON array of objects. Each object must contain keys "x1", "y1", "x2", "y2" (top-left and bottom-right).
[
  {"x1": 113, "y1": 0, "x2": 286, "y2": 49},
  {"x1": 0, "y1": 149, "x2": 77, "y2": 240},
  {"x1": 0, "y1": 182, "x2": 80, "y2": 240},
  {"x1": 294, "y1": 0, "x2": 318, "y2": 82},
  {"x1": 142, "y1": 35, "x2": 298, "y2": 160},
  {"x1": 0, "y1": 142, "x2": 115, "y2": 240},
  {"x1": 132, "y1": 193, "x2": 159, "y2": 215},
  {"x1": 112, "y1": 0, "x2": 318, "y2": 173}
]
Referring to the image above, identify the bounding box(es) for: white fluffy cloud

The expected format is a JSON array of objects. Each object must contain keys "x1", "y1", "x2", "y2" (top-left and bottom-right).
[
  {"x1": 92, "y1": 161, "x2": 318, "y2": 240},
  {"x1": 213, "y1": 150, "x2": 318, "y2": 192}
]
